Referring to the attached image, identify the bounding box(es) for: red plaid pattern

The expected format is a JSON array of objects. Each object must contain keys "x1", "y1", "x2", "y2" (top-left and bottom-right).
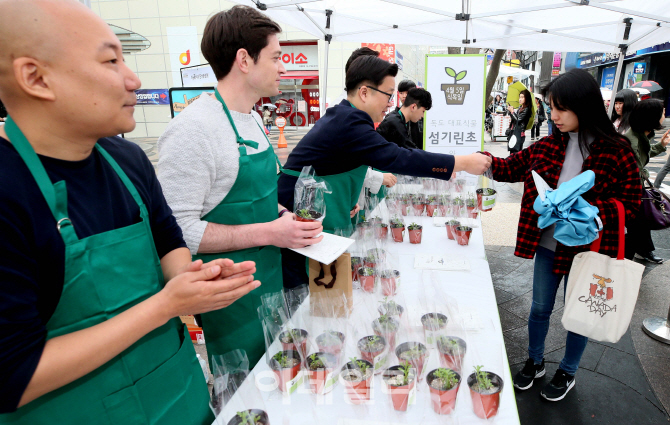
[{"x1": 484, "y1": 132, "x2": 641, "y2": 275}]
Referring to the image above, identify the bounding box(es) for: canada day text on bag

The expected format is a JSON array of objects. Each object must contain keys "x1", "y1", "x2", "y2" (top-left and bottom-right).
[{"x1": 561, "y1": 200, "x2": 645, "y2": 343}]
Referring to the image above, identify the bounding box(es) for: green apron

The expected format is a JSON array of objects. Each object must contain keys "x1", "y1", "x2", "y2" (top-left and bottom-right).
[
  {"x1": 193, "y1": 90, "x2": 283, "y2": 367},
  {"x1": 1, "y1": 117, "x2": 212, "y2": 424}
]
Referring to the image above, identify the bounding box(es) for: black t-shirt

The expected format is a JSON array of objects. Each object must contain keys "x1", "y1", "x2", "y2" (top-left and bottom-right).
[{"x1": 0, "y1": 136, "x2": 186, "y2": 413}]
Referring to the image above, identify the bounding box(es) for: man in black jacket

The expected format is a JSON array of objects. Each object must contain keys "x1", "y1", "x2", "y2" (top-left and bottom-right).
[
  {"x1": 377, "y1": 88, "x2": 432, "y2": 149},
  {"x1": 395, "y1": 80, "x2": 424, "y2": 148}
]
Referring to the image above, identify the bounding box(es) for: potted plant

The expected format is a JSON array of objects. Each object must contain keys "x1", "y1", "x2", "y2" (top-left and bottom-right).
[
  {"x1": 269, "y1": 350, "x2": 301, "y2": 393},
  {"x1": 476, "y1": 187, "x2": 497, "y2": 212},
  {"x1": 466, "y1": 198, "x2": 478, "y2": 218},
  {"x1": 421, "y1": 313, "x2": 448, "y2": 345},
  {"x1": 279, "y1": 328, "x2": 309, "y2": 355},
  {"x1": 445, "y1": 220, "x2": 460, "y2": 240},
  {"x1": 351, "y1": 256, "x2": 363, "y2": 281},
  {"x1": 357, "y1": 335, "x2": 387, "y2": 368},
  {"x1": 316, "y1": 331, "x2": 345, "y2": 360},
  {"x1": 452, "y1": 197, "x2": 464, "y2": 216},
  {"x1": 390, "y1": 218, "x2": 405, "y2": 242},
  {"x1": 374, "y1": 221, "x2": 388, "y2": 239},
  {"x1": 426, "y1": 368, "x2": 461, "y2": 415},
  {"x1": 425, "y1": 195, "x2": 438, "y2": 217},
  {"x1": 340, "y1": 357, "x2": 373, "y2": 404},
  {"x1": 411, "y1": 194, "x2": 425, "y2": 216},
  {"x1": 382, "y1": 361, "x2": 417, "y2": 412},
  {"x1": 408, "y1": 223, "x2": 423, "y2": 244},
  {"x1": 379, "y1": 269, "x2": 399, "y2": 296},
  {"x1": 437, "y1": 194, "x2": 451, "y2": 216},
  {"x1": 227, "y1": 409, "x2": 270, "y2": 425},
  {"x1": 377, "y1": 297, "x2": 404, "y2": 318},
  {"x1": 372, "y1": 314, "x2": 400, "y2": 349},
  {"x1": 400, "y1": 195, "x2": 410, "y2": 216},
  {"x1": 305, "y1": 352, "x2": 337, "y2": 394},
  {"x1": 454, "y1": 226, "x2": 473, "y2": 246},
  {"x1": 357, "y1": 266, "x2": 375, "y2": 293},
  {"x1": 467, "y1": 365, "x2": 504, "y2": 419},
  {"x1": 395, "y1": 341, "x2": 428, "y2": 379},
  {"x1": 295, "y1": 208, "x2": 323, "y2": 223},
  {"x1": 436, "y1": 336, "x2": 467, "y2": 372},
  {"x1": 356, "y1": 220, "x2": 372, "y2": 237},
  {"x1": 441, "y1": 67, "x2": 470, "y2": 106}
]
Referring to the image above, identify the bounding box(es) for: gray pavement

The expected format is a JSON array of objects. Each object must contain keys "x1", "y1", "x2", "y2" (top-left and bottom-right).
[{"x1": 128, "y1": 122, "x2": 670, "y2": 424}]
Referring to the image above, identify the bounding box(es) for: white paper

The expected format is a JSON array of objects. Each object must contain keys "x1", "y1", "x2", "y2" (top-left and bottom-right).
[
  {"x1": 532, "y1": 170, "x2": 554, "y2": 202},
  {"x1": 413, "y1": 254, "x2": 470, "y2": 271},
  {"x1": 288, "y1": 232, "x2": 355, "y2": 265}
]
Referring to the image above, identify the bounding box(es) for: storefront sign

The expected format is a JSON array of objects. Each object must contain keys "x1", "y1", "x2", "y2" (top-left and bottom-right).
[
  {"x1": 424, "y1": 54, "x2": 485, "y2": 155},
  {"x1": 634, "y1": 62, "x2": 647, "y2": 74},
  {"x1": 181, "y1": 64, "x2": 218, "y2": 87},
  {"x1": 601, "y1": 67, "x2": 616, "y2": 89},
  {"x1": 396, "y1": 50, "x2": 404, "y2": 70},
  {"x1": 167, "y1": 26, "x2": 201, "y2": 87},
  {"x1": 551, "y1": 69, "x2": 560, "y2": 76},
  {"x1": 279, "y1": 44, "x2": 318, "y2": 71},
  {"x1": 553, "y1": 52, "x2": 562, "y2": 68},
  {"x1": 135, "y1": 89, "x2": 170, "y2": 105},
  {"x1": 362, "y1": 43, "x2": 396, "y2": 64}
]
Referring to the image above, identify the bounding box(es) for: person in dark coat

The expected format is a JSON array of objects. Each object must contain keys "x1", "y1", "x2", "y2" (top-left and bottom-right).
[
  {"x1": 377, "y1": 88, "x2": 432, "y2": 149},
  {"x1": 395, "y1": 80, "x2": 424, "y2": 149},
  {"x1": 508, "y1": 89, "x2": 532, "y2": 153}
]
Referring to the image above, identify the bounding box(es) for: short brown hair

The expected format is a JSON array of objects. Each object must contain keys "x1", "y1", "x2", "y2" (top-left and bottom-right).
[{"x1": 201, "y1": 5, "x2": 282, "y2": 80}]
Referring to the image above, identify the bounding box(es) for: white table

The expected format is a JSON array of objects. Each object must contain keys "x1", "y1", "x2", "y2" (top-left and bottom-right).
[{"x1": 214, "y1": 213, "x2": 520, "y2": 425}]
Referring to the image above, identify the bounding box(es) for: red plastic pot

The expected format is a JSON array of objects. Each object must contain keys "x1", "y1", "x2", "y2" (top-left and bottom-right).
[
  {"x1": 270, "y1": 350, "x2": 302, "y2": 393},
  {"x1": 373, "y1": 318, "x2": 399, "y2": 350},
  {"x1": 279, "y1": 329, "x2": 309, "y2": 356},
  {"x1": 375, "y1": 225, "x2": 388, "y2": 239},
  {"x1": 340, "y1": 361, "x2": 373, "y2": 404},
  {"x1": 467, "y1": 371, "x2": 503, "y2": 419},
  {"x1": 316, "y1": 331, "x2": 345, "y2": 360},
  {"x1": 454, "y1": 226, "x2": 472, "y2": 246},
  {"x1": 383, "y1": 366, "x2": 417, "y2": 411},
  {"x1": 412, "y1": 203, "x2": 425, "y2": 216},
  {"x1": 408, "y1": 227, "x2": 423, "y2": 244},
  {"x1": 358, "y1": 335, "x2": 387, "y2": 372},
  {"x1": 306, "y1": 352, "x2": 337, "y2": 394},
  {"x1": 437, "y1": 336, "x2": 467, "y2": 372},
  {"x1": 438, "y1": 204, "x2": 448, "y2": 216},
  {"x1": 391, "y1": 226, "x2": 405, "y2": 242},
  {"x1": 476, "y1": 188, "x2": 497, "y2": 212},
  {"x1": 426, "y1": 204, "x2": 437, "y2": 217},
  {"x1": 351, "y1": 257, "x2": 363, "y2": 281},
  {"x1": 358, "y1": 268, "x2": 375, "y2": 293},
  {"x1": 401, "y1": 202, "x2": 410, "y2": 216},
  {"x1": 453, "y1": 205, "x2": 462, "y2": 216},
  {"x1": 426, "y1": 369, "x2": 461, "y2": 415},
  {"x1": 445, "y1": 221, "x2": 460, "y2": 240},
  {"x1": 381, "y1": 274, "x2": 397, "y2": 296},
  {"x1": 467, "y1": 206, "x2": 478, "y2": 219}
]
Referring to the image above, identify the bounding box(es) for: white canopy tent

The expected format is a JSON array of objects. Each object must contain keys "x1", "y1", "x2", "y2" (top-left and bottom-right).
[
  {"x1": 234, "y1": 0, "x2": 670, "y2": 115},
  {"x1": 488, "y1": 64, "x2": 537, "y2": 81}
]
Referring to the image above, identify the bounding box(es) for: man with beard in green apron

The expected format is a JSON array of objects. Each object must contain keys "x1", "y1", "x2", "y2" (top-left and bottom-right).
[
  {"x1": 158, "y1": 6, "x2": 323, "y2": 367},
  {"x1": 0, "y1": 1, "x2": 260, "y2": 423},
  {"x1": 278, "y1": 55, "x2": 492, "y2": 287}
]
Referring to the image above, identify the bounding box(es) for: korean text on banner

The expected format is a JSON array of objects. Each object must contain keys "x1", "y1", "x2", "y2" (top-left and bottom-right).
[{"x1": 424, "y1": 55, "x2": 486, "y2": 155}]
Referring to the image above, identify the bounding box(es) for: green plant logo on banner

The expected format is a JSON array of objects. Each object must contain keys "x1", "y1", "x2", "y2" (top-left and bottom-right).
[{"x1": 441, "y1": 67, "x2": 470, "y2": 105}]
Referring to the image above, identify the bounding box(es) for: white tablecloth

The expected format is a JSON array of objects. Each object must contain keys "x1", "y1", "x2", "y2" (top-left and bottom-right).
[{"x1": 214, "y1": 214, "x2": 520, "y2": 425}]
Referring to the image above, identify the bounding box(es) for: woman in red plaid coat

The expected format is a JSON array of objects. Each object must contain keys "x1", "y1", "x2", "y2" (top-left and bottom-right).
[{"x1": 484, "y1": 69, "x2": 642, "y2": 401}]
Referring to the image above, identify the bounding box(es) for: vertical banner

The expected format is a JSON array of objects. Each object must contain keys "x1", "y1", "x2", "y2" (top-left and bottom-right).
[
  {"x1": 167, "y1": 26, "x2": 201, "y2": 87},
  {"x1": 361, "y1": 43, "x2": 396, "y2": 64},
  {"x1": 424, "y1": 55, "x2": 486, "y2": 155}
]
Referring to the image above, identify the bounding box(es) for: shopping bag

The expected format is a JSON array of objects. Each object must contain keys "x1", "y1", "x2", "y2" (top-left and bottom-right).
[
  {"x1": 309, "y1": 253, "x2": 353, "y2": 318},
  {"x1": 561, "y1": 200, "x2": 645, "y2": 343}
]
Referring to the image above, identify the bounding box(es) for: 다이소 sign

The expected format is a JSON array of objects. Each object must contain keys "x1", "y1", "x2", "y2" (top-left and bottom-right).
[{"x1": 424, "y1": 55, "x2": 486, "y2": 155}]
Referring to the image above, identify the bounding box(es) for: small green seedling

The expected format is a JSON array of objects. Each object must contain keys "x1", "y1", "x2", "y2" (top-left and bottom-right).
[
  {"x1": 408, "y1": 222, "x2": 421, "y2": 230},
  {"x1": 434, "y1": 368, "x2": 458, "y2": 390},
  {"x1": 474, "y1": 365, "x2": 493, "y2": 391},
  {"x1": 399, "y1": 360, "x2": 413, "y2": 385},
  {"x1": 363, "y1": 335, "x2": 382, "y2": 351},
  {"x1": 390, "y1": 218, "x2": 404, "y2": 228},
  {"x1": 445, "y1": 67, "x2": 467, "y2": 84},
  {"x1": 236, "y1": 410, "x2": 260, "y2": 425},
  {"x1": 272, "y1": 351, "x2": 290, "y2": 368},
  {"x1": 359, "y1": 266, "x2": 375, "y2": 276},
  {"x1": 349, "y1": 357, "x2": 370, "y2": 375},
  {"x1": 307, "y1": 353, "x2": 326, "y2": 369},
  {"x1": 296, "y1": 209, "x2": 313, "y2": 219}
]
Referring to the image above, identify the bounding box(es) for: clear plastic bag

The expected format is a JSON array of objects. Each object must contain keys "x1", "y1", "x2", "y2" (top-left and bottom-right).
[
  {"x1": 477, "y1": 168, "x2": 498, "y2": 212},
  {"x1": 293, "y1": 166, "x2": 332, "y2": 223}
]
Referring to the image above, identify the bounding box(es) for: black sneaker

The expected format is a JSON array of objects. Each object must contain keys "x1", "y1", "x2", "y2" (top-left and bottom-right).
[
  {"x1": 636, "y1": 252, "x2": 664, "y2": 264},
  {"x1": 513, "y1": 358, "x2": 545, "y2": 390},
  {"x1": 541, "y1": 368, "x2": 575, "y2": 401}
]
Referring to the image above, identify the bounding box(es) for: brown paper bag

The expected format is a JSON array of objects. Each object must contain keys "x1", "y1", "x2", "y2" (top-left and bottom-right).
[{"x1": 309, "y1": 253, "x2": 353, "y2": 318}]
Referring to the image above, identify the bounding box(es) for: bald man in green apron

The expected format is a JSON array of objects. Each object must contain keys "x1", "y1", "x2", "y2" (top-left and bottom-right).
[
  {"x1": 0, "y1": 1, "x2": 259, "y2": 422},
  {"x1": 157, "y1": 7, "x2": 323, "y2": 367}
]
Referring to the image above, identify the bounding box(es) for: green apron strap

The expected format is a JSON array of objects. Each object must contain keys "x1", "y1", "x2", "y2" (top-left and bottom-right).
[
  {"x1": 95, "y1": 144, "x2": 146, "y2": 209},
  {"x1": 215, "y1": 89, "x2": 259, "y2": 156}
]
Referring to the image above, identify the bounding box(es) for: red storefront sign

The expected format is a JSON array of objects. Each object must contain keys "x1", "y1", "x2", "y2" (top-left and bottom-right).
[{"x1": 361, "y1": 43, "x2": 396, "y2": 64}]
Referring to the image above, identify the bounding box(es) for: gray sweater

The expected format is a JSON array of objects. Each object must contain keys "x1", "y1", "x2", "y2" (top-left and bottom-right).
[{"x1": 157, "y1": 94, "x2": 269, "y2": 254}]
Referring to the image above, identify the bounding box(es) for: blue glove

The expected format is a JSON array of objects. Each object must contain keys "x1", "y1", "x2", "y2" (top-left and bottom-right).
[{"x1": 533, "y1": 170, "x2": 601, "y2": 246}]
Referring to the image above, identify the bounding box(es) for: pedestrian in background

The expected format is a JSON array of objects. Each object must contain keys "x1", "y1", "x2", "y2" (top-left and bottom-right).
[
  {"x1": 507, "y1": 89, "x2": 532, "y2": 152},
  {"x1": 531, "y1": 96, "x2": 546, "y2": 141},
  {"x1": 611, "y1": 88, "x2": 638, "y2": 134},
  {"x1": 262, "y1": 106, "x2": 272, "y2": 132},
  {"x1": 624, "y1": 99, "x2": 670, "y2": 264},
  {"x1": 546, "y1": 100, "x2": 553, "y2": 136},
  {"x1": 485, "y1": 69, "x2": 641, "y2": 402}
]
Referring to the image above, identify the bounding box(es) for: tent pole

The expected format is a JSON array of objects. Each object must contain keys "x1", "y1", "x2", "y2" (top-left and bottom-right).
[
  {"x1": 607, "y1": 45, "x2": 627, "y2": 117},
  {"x1": 322, "y1": 35, "x2": 331, "y2": 116}
]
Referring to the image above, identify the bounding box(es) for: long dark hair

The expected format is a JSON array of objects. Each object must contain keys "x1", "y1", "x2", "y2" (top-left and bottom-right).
[
  {"x1": 519, "y1": 89, "x2": 532, "y2": 110},
  {"x1": 611, "y1": 89, "x2": 638, "y2": 132},
  {"x1": 629, "y1": 99, "x2": 665, "y2": 133},
  {"x1": 542, "y1": 69, "x2": 630, "y2": 156}
]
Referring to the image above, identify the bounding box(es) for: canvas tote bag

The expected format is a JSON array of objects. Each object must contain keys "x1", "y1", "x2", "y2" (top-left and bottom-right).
[{"x1": 561, "y1": 200, "x2": 645, "y2": 343}]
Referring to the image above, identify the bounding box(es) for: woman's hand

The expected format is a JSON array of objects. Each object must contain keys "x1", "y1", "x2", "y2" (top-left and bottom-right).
[
  {"x1": 507, "y1": 105, "x2": 514, "y2": 113},
  {"x1": 661, "y1": 129, "x2": 670, "y2": 147}
]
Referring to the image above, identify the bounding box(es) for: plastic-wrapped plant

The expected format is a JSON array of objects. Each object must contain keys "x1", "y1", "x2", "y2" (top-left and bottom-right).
[
  {"x1": 452, "y1": 197, "x2": 464, "y2": 206},
  {"x1": 349, "y1": 357, "x2": 371, "y2": 376},
  {"x1": 433, "y1": 368, "x2": 458, "y2": 390},
  {"x1": 427, "y1": 195, "x2": 437, "y2": 204},
  {"x1": 390, "y1": 218, "x2": 405, "y2": 228},
  {"x1": 295, "y1": 209, "x2": 313, "y2": 220},
  {"x1": 466, "y1": 198, "x2": 477, "y2": 208},
  {"x1": 272, "y1": 351, "x2": 291, "y2": 368},
  {"x1": 235, "y1": 411, "x2": 260, "y2": 425},
  {"x1": 473, "y1": 365, "x2": 493, "y2": 392},
  {"x1": 307, "y1": 353, "x2": 326, "y2": 370},
  {"x1": 408, "y1": 222, "x2": 421, "y2": 230},
  {"x1": 359, "y1": 266, "x2": 374, "y2": 277}
]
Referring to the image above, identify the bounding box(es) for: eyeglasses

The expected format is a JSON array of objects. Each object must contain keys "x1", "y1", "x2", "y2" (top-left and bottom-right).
[{"x1": 362, "y1": 85, "x2": 394, "y2": 103}]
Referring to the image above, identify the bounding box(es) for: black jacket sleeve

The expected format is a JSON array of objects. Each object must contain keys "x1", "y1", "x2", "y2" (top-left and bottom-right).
[{"x1": 376, "y1": 112, "x2": 416, "y2": 149}]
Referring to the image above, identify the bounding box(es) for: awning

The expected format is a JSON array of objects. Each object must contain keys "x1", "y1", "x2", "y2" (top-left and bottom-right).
[{"x1": 280, "y1": 71, "x2": 319, "y2": 79}]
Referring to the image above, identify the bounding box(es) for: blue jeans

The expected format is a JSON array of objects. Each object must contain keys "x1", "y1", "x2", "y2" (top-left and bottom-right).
[
  {"x1": 528, "y1": 247, "x2": 588, "y2": 376},
  {"x1": 547, "y1": 121, "x2": 553, "y2": 136}
]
